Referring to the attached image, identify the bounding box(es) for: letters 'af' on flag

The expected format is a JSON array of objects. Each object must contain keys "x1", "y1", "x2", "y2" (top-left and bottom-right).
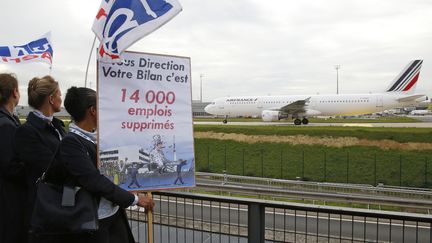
[
  {"x1": 0, "y1": 32, "x2": 53, "y2": 66},
  {"x1": 92, "y1": 0, "x2": 182, "y2": 63}
]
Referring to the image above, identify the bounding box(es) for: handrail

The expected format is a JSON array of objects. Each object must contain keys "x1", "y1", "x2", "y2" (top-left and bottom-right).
[{"x1": 153, "y1": 191, "x2": 432, "y2": 222}]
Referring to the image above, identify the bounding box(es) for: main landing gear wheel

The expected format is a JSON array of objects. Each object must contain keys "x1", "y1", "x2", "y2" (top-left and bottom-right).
[
  {"x1": 294, "y1": 118, "x2": 302, "y2": 125},
  {"x1": 302, "y1": 118, "x2": 309, "y2": 125}
]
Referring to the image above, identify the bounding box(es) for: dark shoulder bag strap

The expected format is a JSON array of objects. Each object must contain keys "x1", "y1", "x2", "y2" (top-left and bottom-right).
[{"x1": 36, "y1": 146, "x2": 60, "y2": 184}]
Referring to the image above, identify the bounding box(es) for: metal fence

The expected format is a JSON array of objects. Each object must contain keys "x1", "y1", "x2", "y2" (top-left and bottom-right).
[
  {"x1": 194, "y1": 145, "x2": 432, "y2": 188},
  {"x1": 127, "y1": 191, "x2": 432, "y2": 243},
  {"x1": 196, "y1": 172, "x2": 432, "y2": 213}
]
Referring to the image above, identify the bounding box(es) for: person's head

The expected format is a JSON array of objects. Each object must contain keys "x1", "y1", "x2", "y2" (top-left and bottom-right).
[
  {"x1": 156, "y1": 141, "x2": 163, "y2": 150},
  {"x1": 64, "y1": 86, "x2": 96, "y2": 124},
  {"x1": 28, "y1": 75, "x2": 61, "y2": 112},
  {"x1": 0, "y1": 73, "x2": 20, "y2": 108}
]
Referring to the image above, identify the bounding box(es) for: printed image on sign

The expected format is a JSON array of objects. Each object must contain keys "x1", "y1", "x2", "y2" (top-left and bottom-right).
[{"x1": 98, "y1": 51, "x2": 194, "y2": 191}]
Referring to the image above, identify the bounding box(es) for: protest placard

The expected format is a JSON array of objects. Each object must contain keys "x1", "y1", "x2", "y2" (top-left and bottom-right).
[{"x1": 98, "y1": 51, "x2": 194, "y2": 191}]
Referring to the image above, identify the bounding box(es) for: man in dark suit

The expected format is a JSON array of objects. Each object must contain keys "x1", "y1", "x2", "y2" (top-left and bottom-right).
[
  {"x1": 174, "y1": 159, "x2": 188, "y2": 185},
  {"x1": 128, "y1": 163, "x2": 142, "y2": 188}
]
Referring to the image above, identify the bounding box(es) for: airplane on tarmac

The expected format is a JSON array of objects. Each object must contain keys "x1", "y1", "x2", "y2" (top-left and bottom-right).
[
  {"x1": 204, "y1": 60, "x2": 428, "y2": 125},
  {"x1": 410, "y1": 109, "x2": 430, "y2": 116}
]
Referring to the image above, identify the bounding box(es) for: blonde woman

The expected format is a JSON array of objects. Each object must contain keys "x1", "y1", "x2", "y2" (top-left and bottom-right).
[{"x1": 15, "y1": 75, "x2": 66, "y2": 241}]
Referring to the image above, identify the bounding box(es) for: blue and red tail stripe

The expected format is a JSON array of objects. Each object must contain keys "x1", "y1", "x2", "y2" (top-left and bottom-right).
[{"x1": 387, "y1": 60, "x2": 422, "y2": 92}]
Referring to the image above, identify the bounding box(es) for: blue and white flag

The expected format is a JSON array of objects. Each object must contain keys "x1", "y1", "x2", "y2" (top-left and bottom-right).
[
  {"x1": 92, "y1": 0, "x2": 182, "y2": 63},
  {"x1": 0, "y1": 32, "x2": 53, "y2": 66}
]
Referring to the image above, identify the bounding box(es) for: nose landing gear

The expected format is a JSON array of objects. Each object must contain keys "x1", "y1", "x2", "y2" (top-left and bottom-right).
[{"x1": 222, "y1": 115, "x2": 228, "y2": 124}]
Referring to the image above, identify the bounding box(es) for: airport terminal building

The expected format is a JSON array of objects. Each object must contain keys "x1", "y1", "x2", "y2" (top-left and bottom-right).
[{"x1": 192, "y1": 100, "x2": 211, "y2": 117}]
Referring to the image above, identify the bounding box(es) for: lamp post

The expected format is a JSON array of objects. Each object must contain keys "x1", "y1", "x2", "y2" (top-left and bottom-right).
[
  {"x1": 335, "y1": 65, "x2": 341, "y2": 94},
  {"x1": 84, "y1": 36, "x2": 97, "y2": 88},
  {"x1": 200, "y1": 74, "x2": 204, "y2": 102}
]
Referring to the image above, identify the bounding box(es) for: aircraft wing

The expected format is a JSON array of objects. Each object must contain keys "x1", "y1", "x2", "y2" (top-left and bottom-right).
[
  {"x1": 271, "y1": 97, "x2": 311, "y2": 115},
  {"x1": 279, "y1": 97, "x2": 310, "y2": 114},
  {"x1": 397, "y1": 94, "x2": 426, "y2": 102}
]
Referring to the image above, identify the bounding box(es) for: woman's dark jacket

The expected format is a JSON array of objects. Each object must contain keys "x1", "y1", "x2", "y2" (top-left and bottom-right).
[
  {"x1": 45, "y1": 132, "x2": 135, "y2": 242},
  {"x1": 0, "y1": 107, "x2": 26, "y2": 243},
  {"x1": 46, "y1": 132, "x2": 135, "y2": 208},
  {"x1": 14, "y1": 112, "x2": 66, "y2": 212}
]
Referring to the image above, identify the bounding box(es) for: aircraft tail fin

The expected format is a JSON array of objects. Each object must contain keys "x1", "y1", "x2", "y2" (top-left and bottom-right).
[{"x1": 386, "y1": 60, "x2": 423, "y2": 93}]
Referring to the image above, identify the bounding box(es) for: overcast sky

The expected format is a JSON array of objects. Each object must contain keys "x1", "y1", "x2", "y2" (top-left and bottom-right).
[{"x1": 1, "y1": 0, "x2": 431, "y2": 105}]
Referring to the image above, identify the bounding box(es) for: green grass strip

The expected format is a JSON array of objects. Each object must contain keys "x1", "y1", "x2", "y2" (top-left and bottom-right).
[{"x1": 194, "y1": 125, "x2": 432, "y2": 143}]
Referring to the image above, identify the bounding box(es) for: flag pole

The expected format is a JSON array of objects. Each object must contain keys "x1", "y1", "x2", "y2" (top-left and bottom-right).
[
  {"x1": 146, "y1": 192, "x2": 154, "y2": 243},
  {"x1": 85, "y1": 36, "x2": 97, "y2": 88}
]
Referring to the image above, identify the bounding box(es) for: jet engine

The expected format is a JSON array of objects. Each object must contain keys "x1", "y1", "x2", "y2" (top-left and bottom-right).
[{"x1": 261, "y1": 110, "x2": 287, "y2": 122}]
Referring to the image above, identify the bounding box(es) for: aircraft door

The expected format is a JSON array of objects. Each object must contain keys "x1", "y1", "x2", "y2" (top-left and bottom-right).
[
  {"x1": 376, "y1": 96, "x2": 383, "y2": 107},
  {"x1": 218, "y1": 100, "x2": 230, "y2": 115},
  {"x1": 309, "y1": 99, "x2": 317, "y2": 109},
  {"x1": 257, "y1": 99, "x2": 263, "y2": 109},
  {"x1": 218, "y1": 100, "x2": 225, "y2": 109}
]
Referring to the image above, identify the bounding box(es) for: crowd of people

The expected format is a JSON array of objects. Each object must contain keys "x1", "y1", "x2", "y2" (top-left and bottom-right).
[
  {"x1": 99, "y1": 160, "x2": 127, "y2": 185},
  {"x1": 0, "y1": 73, "x2": 155, "y2": 243}
]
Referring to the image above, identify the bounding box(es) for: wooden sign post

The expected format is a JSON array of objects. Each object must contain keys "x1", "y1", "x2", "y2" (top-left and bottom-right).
[{"x1": 147, "y1": 192, "x2": 154, "y2": 243}]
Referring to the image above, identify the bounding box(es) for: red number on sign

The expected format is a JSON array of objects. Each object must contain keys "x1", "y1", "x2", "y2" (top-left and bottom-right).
[
  {"x1": 121, "y1": 89, "x2": 126, "y2": 102},
  {"x1": 121, "y1": 89, "x2": 140, "y2": 103},
  {"x1": 166, "y1": 91, "x2": 175, "y2": 104},
  {"x1": 130, "y1": 90, "x2": 140, "y2": 103},
  {"x1": 146, "y1": 90, "x2": 155, "y2": 103}
]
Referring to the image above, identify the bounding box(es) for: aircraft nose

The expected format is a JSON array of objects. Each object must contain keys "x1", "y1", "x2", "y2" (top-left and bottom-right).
[{"x1": 204, "y1": 104, "x2": 211, "y2": 113}]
